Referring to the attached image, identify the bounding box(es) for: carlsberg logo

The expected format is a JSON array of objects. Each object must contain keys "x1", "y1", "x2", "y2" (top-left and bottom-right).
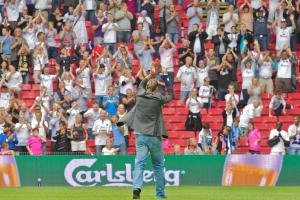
[{"x1": 64, "y1": 159, "x2": 182, "y2": 187}]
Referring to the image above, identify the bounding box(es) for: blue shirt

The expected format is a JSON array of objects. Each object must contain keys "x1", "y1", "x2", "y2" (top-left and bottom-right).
[
  {"x1": 0, "y1": 132, "x2": 18, "y2": 151},
  {"x1": 140, "y1": 48, "x2": 155, "y2": 71},
  {"x1": 0, "y1": 36, "x2": 12, "y2": 55},
  {"x1": 102, "y1": 95, "x2": 120, "y2": 116},
  {"x1": 112, "y1": 125, "x2": 125, "y2": 146}
]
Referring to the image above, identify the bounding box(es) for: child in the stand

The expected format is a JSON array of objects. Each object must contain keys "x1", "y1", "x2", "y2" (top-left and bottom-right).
[
  {"x1": 102, "y1": 138, "x2": 119, "y2": 155},
  {"x1": 199, "y1": 77, "x2": 215, "y2": 109},
  {"x1": 198, "y1": 123, "x2": 213, "y2": 154},
  {"x1": 269, "y1": 90, "x2": 292, "y2": 117}
]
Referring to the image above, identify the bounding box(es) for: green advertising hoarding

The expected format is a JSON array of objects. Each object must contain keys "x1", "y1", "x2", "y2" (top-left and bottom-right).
[{"x1": 2, "y1": 155, "x2": 299, "y2": 187}]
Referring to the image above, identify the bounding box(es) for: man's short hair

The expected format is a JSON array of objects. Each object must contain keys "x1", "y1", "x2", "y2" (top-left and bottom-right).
[{"x1": 146, "y1": 79, "x2": 158, "y2": 92}]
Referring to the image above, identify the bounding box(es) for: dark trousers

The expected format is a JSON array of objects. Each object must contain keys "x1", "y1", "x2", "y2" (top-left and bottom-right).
[{"x1": 274, "y1": 104, "x2": 292, "y2": 116}]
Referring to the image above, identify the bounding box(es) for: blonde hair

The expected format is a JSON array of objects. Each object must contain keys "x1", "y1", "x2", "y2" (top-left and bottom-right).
[{"x1": 146, "y1": 79, "x2": 158, "y2": 92}]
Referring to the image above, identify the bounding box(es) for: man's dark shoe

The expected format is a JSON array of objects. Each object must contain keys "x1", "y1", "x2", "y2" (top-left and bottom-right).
[
  {"x1": 157, "y1": 195, "x2": 167, "y2": 200},
  {"x1": 133, "y1": 189, "x2": 141, "y2": 199}
]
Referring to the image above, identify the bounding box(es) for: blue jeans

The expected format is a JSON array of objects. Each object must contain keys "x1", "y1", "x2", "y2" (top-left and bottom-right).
[
  {"x1": 47, "y1": 47, "x2": 57, "y2": 59},
  {"x1": 117, "y1": 31, "x2": 131, "y2": 43},
  {"x1": 180, "y1": 90, "x2": 190, "y2": 101},
  {"x1": 133, "y1": 134, "x2": 165, "y2": 198},
  {"x1": 167, "y1": 33, "x2": 178, "y2": 43},
  {"x1": 254, "y1": 35, "x2": 268, "y2": 51},
  {"x1": 288, "y1": 147, "x2": 300, "y2": 155},
  {"x1": 88, "y1": 128, "x2": 94, "y2": 140},
  {"x1": 95, "y1": 95, "x2": 104, "y2": 108},
  {"x1": 167, "y1": 72, "x2": 174, "y2": 88},
  {"x1": 103, "y1": 43, "x2": 116, "y2": 55}
]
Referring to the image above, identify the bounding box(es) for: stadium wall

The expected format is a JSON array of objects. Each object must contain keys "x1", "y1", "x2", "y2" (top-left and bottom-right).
[{"x1": 1, "y1": 155, "x2": 300, "y2": 187}]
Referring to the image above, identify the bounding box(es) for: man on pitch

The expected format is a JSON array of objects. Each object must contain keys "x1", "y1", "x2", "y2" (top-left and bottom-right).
[{"x1": 118, "y1": 65, "x2": 173, "y2": 199}]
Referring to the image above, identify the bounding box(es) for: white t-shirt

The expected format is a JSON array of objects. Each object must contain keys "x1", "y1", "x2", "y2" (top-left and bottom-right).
[
  {"x1": 31, "y1": 120, "x2": 48, "y2": 138},
  {"x1": 33, "y1": 54, "x2": 47, "y2": 71},
  {"x1": 199, "y1": 85, "x2": 213, "y2": 103},
  {"x1": 76, "y1": 68, "x2": 91, "y2": 89},
  {"x1": 186, "y1": 97, "x2": 202, "y2": 113},
  {"x1": 6, "y1": 72, "x2": 22, "y2": 88},
  {"x1": 269, "y1": 129, "x2": 289, "y2": 154},
  {"x1": 277, "y1": 59, "x2": 292, "y2": 79},
  {"x1": 159, "y1": 47, "x2": 175, "y2": 72},
  {"x1": 223, "y1": 12, "x2": 239, "y2": 33},
  {"x1": 119, "y1": 76, "x2": 135, "y2": 95},
  {"x1": 40, "y1": 74, "x2": 56, "y2": 93},
  {"x1": 92, "y1": 119, "x2": 112, "y2": 146},
  {"x1": 94, "y1": 72, "x2": 108, "y2": 96},
  {"x1": 176, "y1": 65, "x2": 197, "y2": 91},
  {"x1": 239, "y1": 104, "x2": 263, "y2": 128},
  {"x1": 276, "y1": 27, "x2": 293, "y2": 50},
  {"x1": 242, "y1": 68, "x2": 254, "y2": 89},
  {"x1": 15, "y1": 123, "x2": 30, "y2": 146},
  {"x1": 0, "y1": 92, "x2": 10, "y2": 109},
  {"x1": 6, "y1": 1, "x2": 19, "y2": 21},
  {"x1": 66, "y1": 108, "x2": 80, "y2": 129},
  {"x1": 102, "y1": 23, "x2": 119, "y2": 43},
  {"x1": 196, "y1": 67, "x2": 208, "y2": 88},
  {"x1": 288, "y1": 124, "x2": 300, "y2": 147},
  {"x1": 225, "y1": 94, "x2": 239, "y2": 107},
  {"x1": 102, "y1": 147, "x2": 117, "y2": 155},
  {"x1": 259, "y1": 61, "x2": 273, "y2": 78}
]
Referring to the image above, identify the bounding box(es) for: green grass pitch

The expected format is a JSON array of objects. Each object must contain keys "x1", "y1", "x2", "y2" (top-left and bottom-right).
[{"x1": 1, "y1": 186, "x2": 300, "y2": 200}]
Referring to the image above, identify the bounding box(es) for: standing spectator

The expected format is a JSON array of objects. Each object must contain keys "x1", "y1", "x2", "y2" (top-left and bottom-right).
[
  {"x1": 184, "y1": 137, "x2": 203, "y2": 155},
  {"x1": 83, "y1": 0, "x2": 96, "y2": 21},
  {"x1": 275, "y1": 48, "x2": 295, "y2": 93},
  {"x1": 248, "y1": 121, "x2": 261, "y2": 154},
  {"x1": 141, "y1": 0, "x2": 154, "y2": 23},
  {"x1": 40, "y1": 66, "x2": 59, "y2": 95},
  {"x1": 115, "y1": 3, "x2": 133, "y2": 43},
  {"x1": 0, "y1": 27, "x2": 13, "y2": 65},
  {"x1": 122, "y1": 88, "x2": 136, "y2": 112},
  {"x1": 188, "y1": 23, "x2": 208, "y2": 61},
  {"x1": 117, "y1": 104, "x2": 129, "y2": 147},
  {"x1": 15, "y1": 115, "x2": 31, "y2": 154},
  {"x1": 132, "y1": 23, "x2": 147, "y2": 58},
  {"x1": 5, "y1": 65, "x2": 22, "y2": 95},
  {"x1": 0, "y1": 86, "x2": 10, "y2": 110},
  {"x1": 269, "y1": 90, "x2": 292, "y2": 117},
  {"x1": 237, "y1": 24, "x2": 253, "y2": 54},
  {"x1": 63, "y1": 6, "x2": 76, "y2": 23},
  {"x1": 185, "y1": 88, "x2": 203, "y2": 134},
  {"x1": 26, "y1": 127, "x2": 46, "y2": 156},
  {"x1": 226, "y1": 50, "x2": 239, "y2": 90},
  {"x1": 108, "y1": 0, "x2": 122, "y2": 17},
  {"x1": 186, "y1": 0, "x2": 203, "y2": 33},
  {"x1": 102, "y1": 138, "x2": 119, "y2": 155},
  {"x1": 66, "y1": 101, "x2": 80, "y2": 129},
  {"x1": 17, "y1": 46, "x2": 30, "y2": 84},
  {"x1": 165, "y1": 4, "x2": 179, "y2": 43},
  {"x1": 199, "y1": 77, "x2": 215, "y2": 109},
  {"x1": 94, "y1": 63, "x2": 110, "y2": 107},
  {"x1": 139, "y1": 40, "x2": 155, "y2": 72},
  {"x1": 53, "y1": 121, "x2": 71, "y2": 153},
  {"x1": 70, "y1": 114, "x2": 88, "y2": 154},
  {"x1": 32, "y1": 45, "x2": 47, "y2": 84},
  {"x1": 269, "y1": 122, "x2": 289, "y2": 155},
  {"x1": 222, "y1": 103, "x2": 237, "y2": 127},
  {"x1": 274, "y1": 18, "x2": 295, "y2": 51},
  {"x1": 137, "y1": 10, "x2": 152, "y2": 37},
  {"x1": 83, "y1": 102, "x2": 101, "y2": 139},
  {"x1": 45, "y1": 22, "x2": 57, "y2": 59},
  {"x1": 158, "y1": 0, "x2": 172, "y2": 34},
  {"x1": 206, "y1": 0, "x2": 219, "y2": 40},
  {"x1": 23, "y1": 21, "x2": 37, "y2": 51},
  {"x1": 205, "y1": 48, "x2": 220, "y2": 90},
  {"x1": 159, "y1": 35, "x2": 176, "y2": 87},
  {"x1": 239, "y1": 99, "x2": 263, "y2": 135},
  {"x1": 178, "y1": 38, "x2": 193, "y2": 65},
  {"x1": 241, "y1": 52, "x2": 255, "y2": 105},
  {"x1": 150, "y1": 26, "x2": 165, "y2": 58},
  {"x1": 198, "y1": 123, "x2": 213, "y2": 154},
  {"x1": 288, "y1": 116, "x2": 300, "y2": 155},
  {"x1": 253, "y1": 6, "x2": 269, "y2": 51},
  {"x1": 6, "y1": 0, "x2": 20, "y2": 29},
  {"x1": 239, "y1": 1, "x2": 253, "y2": 32},
  {"x1": 247, "y1": 78, "x2": 261, "y2": 105},
  {"x1": 54, "y1": 82, "x2": 72, "y2": 110},
  {"x1": 225, "y1": 83, "x2": 239, "y2": 109},
  {"x1": 111, "y1": 115, "x2": 127, "y2": 154},
  {"x1": 176, "y1": 56, "x2": 197, "y2": 101},
  {"x1": 216, "y1": 59, "x2": 233, "y2": 101},
  {"x1": 76, "y1": 59, "x2": 92, "y2": 99},
  {"x1": 222, "y1": 125, "x2": 234, "y2": 154},
  {"x1": 212, "y1": 27, "x2": 229, "y2": 59},
  {"x1": 102, "y1": 13, "x2": 119, "y2": 54},
  {"x1": 226, "y1": 26, "x2": 239, "y2": 52},
  {"x1": 119, "y1": 69, "x2": 136, "y2": 99},
  {"x1": 50, "y1": 7, "x2": 64, "y2": 32},
  {"x1": 258, "y1": 51, "x2": 274, "y2": 95},
  {"x1": 0, "y1": 123, "x2": 18, "y2": 152},
  {"x1": 194, "y1": 59, "x2": 208, "y2": 91},
  {"x1": 92, "y1": 9, "x2": 107, "y2": 44},
  {"x1": 102, "y1": 85, "x2": 120, "y2": 116},
  {"x1": 223, "y1": 4, "x2": 239, "y2": 34},
  {"x1": 93, "y1": 110, "x2": 112, "y2": 155},
  {"x1": 73, "y1": 3, "x2": 88, "y2": 45}
]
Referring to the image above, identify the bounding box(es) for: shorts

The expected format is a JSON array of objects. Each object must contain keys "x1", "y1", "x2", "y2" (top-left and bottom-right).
[{"x1": 71, "y1": 141, "x2": 86, "y2": 152}]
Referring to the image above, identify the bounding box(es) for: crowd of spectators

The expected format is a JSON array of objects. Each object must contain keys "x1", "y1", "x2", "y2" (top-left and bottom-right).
[{"x1": 0, "y1": 0, "x2": 300, "y2": 156}]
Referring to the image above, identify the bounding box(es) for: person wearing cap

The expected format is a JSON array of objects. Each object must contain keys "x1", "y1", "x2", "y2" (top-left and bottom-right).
[
  {"x1": 269, "y1": 122, "x2": 289, "y2": 155},
  {"x1": 274, "y1": 17, "x2": 296, "y2": 51},
  {"x1": 253, "y1": 5, "x2": 269, "y2": 51},
  {"x1": 0, "y1": 123, "x2": 18, "y2": 152},
  {"x1": 137, "y1": 10, "x2": 152, "y2": 37},
  {"x1": 117, "y1": 66, "x2": 173, "y2": 199}
]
